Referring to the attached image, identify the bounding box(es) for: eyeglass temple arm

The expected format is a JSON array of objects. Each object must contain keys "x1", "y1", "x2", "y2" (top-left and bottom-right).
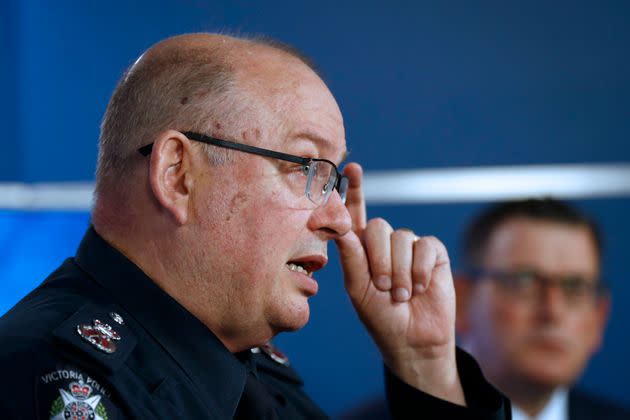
[
  {"x1": 182, "y1": 132, "x2": 308, "y2": 165},
  {"x1": 138, "y1": 132, "x2": 309, "y2": 167}
]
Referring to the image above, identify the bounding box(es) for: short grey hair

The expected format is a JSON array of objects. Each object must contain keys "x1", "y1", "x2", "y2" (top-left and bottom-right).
[
  {"x1": 95, "y1": 47, "x2": 239, "y2": 197},
  {"x1": 95, "y1": 34, "x2": 318, "y2": 197}
]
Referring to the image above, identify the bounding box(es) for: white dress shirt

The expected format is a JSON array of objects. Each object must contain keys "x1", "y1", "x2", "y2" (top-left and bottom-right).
[{"x1": 512, "y1": 389, "x2": 568, "y2": 420}]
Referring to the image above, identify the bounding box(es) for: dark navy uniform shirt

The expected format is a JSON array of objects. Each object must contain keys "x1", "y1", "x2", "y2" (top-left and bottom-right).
[{"x1": 0, "y1": 227, "x2": 510, "y2": 419}]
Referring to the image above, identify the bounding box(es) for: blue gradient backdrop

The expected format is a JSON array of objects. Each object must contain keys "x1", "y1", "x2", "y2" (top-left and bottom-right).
[{"x1": 1, "y1": 1, "x2": 629, "y2": 415}]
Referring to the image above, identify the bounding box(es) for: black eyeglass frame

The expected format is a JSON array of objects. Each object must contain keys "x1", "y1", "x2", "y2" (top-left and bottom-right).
[
  {"x1": 464, "y1": 267, "x2": 609, "y2": 298},
  {"x1": 138, "y1": 131, "x2": 348, "y2": 204}
]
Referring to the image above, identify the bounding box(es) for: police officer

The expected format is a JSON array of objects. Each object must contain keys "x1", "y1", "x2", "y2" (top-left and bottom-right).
[{"x1": 0, "y1": 33, "x2": 509, "y2": 418}]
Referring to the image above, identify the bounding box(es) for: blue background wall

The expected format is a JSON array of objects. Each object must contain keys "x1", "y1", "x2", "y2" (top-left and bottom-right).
[{"x1": 1, "y1": 0, "x2": 629, "y2": 415}]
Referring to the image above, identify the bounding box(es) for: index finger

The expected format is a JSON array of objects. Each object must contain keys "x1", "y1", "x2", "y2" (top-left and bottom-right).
[{"x1": 343, "y1": 162, "x2": 367, "y2": 234}]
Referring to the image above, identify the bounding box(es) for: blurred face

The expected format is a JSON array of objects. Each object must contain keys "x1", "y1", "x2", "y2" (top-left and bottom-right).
[
  {"x1": 462, "y1": 217, "x2": 609, "y2": 391},
  {"x1": 188, "y1": 49, "x2": 351, "y2": 348}
]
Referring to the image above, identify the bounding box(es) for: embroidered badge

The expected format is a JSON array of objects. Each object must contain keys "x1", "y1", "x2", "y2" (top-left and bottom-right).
[
  {"x1": 77, "y1": 319, "x2": 121, "y2": 354},
  {"x1": 48, "y1": 379, "x2": 109, "y2": 420},
  {"x1": 40, "y1": 369, "x2": 112, "y2": 420}
]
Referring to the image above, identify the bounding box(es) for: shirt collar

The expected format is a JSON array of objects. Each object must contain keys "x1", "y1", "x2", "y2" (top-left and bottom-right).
[
  {"x1": 512, "y1": 388, "x2": 569, "y2": 420},
  {"x1": 75, "y1": 226, "x2": 247, "y2": 418}
]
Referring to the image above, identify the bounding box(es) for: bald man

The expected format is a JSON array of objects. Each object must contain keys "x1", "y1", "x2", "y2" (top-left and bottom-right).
[{"x1": 0, "y1": 34, "x2": 509, "y2": 418}]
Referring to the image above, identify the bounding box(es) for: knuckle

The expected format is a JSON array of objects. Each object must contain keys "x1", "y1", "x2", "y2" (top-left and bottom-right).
[
  {"x1": 414, "y1": 235, "x2": 445, "y2": 252},
  {"x1": 366, "y1": 217, "x2": 391, "y2": 232},
  {"x1": 392, "y1": 229, "x2": 416, "y2": 242},
  {"x1": 425, "y1": 235, "x2": 446, "y2": 249},
  {"x1": 413, "y1": 236, "x2": 429, "y2": 248}
]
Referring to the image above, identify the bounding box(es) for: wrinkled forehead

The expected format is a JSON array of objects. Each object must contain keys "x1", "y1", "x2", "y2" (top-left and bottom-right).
[{"x1": 231, "y1": 48, "x2": 346, "y2": 162}]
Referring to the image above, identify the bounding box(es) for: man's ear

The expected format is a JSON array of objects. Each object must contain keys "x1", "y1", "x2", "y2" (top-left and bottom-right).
[
  {"x1": 148, "y1": 130, "x2": 195, "y2": 225},
  {"x1": 454, "y1": 272, "x2": 475, "y2": 335}
]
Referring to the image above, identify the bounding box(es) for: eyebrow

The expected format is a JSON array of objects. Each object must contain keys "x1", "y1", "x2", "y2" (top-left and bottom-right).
[{"x1": 292, "y1": 130, "x2": 349, "y2": 165}]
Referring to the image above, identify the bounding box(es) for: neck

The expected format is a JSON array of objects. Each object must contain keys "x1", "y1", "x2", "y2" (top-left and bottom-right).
[{"x1": 498, "y1": 379, "x2": 557, "y2": 417}]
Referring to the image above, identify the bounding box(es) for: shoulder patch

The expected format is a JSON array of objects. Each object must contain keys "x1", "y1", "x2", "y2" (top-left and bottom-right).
[
  {"x1": 52, "y1": 304, "x2": 136, "y2": 373},
  {"x1": 38, "y1": 365, "x2": 119, "y2": 420}
]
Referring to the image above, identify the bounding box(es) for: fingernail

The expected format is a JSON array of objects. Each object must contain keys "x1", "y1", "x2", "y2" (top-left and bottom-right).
[
  {"x1": 375, "y1": 276, "x2": 391, "y2": 290},
  {"x1": 393, "y1": 288, "x2": 410, "y2": 302},
  {"x1": 414, "y1": 283, "x2": 425, "y2": 294}
]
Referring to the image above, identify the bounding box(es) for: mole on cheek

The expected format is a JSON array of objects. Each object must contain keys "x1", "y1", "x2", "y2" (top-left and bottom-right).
[
  {"x1": 226, "y1": 191, "x2": 249, "y2": 222},
  {"x1": 180, "y1": 97, "x2": 189, "y2": 105}
]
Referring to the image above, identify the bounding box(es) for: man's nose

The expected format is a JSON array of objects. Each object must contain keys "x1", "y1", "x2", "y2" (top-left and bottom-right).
[
  {"x1": 307, "y1": 190, "x2": 352, "y2": 239},
  {"x1": 537, "y1": 280, "x2": 568, "y2": 320}
]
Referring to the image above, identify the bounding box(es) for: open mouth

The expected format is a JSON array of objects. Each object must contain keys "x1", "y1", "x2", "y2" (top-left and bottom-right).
[
  {"x1": 286, "y1": 256, "x2": 327, "y2": 278},
  {"x1": 287, "y1": 262, "x2": 312, "y2": 277}
]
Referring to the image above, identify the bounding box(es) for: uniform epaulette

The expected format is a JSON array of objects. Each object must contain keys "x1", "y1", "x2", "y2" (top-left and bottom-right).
[{"x1": 52, "y1": 303, "x2": 136, "y2": 373}]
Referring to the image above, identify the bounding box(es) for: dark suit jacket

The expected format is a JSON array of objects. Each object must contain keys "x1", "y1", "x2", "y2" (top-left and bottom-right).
[
  {"x1": 569, "y1": 389, "x2": 630, "y2": 420},
  {"x1": 341, "y1": 388, "x2": 630, "y2": 420}
]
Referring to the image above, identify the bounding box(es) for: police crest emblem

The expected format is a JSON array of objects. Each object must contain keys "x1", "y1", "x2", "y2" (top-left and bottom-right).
[
  {"x1": 49, "y1": 379, "x2": 108, "y2": 420},
  {"x1": 50, "y1": 380, "x2": 107, "y2": 420},
  {"x1": 39, "y1": 369, "x2": 113, "y2": 420}
]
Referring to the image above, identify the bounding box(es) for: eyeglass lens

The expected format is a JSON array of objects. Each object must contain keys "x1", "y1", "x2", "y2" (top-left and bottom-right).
[
  {"x1": 306, "y1": 161, "x2": 333, "y2": 205},
  {"x1": 495, "y1": 270, "x2": 601, "y2": 305},
  {"x1": 304, "y1": 160, "x2": 347, "y2": 206}
]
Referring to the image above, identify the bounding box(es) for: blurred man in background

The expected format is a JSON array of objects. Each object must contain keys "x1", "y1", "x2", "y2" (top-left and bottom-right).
[
  {"x1": 456, "y1": 198, "x2": 630, "y2": 419},
  {"x1": 343, "y1": 198, "x2": 629, "y2": 420}
]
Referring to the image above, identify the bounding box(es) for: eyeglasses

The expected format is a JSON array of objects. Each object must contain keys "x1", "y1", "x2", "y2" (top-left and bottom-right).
[
  {"x1": 468, "y1": 268, "x2": 607, "y2": 306},
  {"x1": 138, "y1": 131, "x2": 348, "y2": 207}
]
